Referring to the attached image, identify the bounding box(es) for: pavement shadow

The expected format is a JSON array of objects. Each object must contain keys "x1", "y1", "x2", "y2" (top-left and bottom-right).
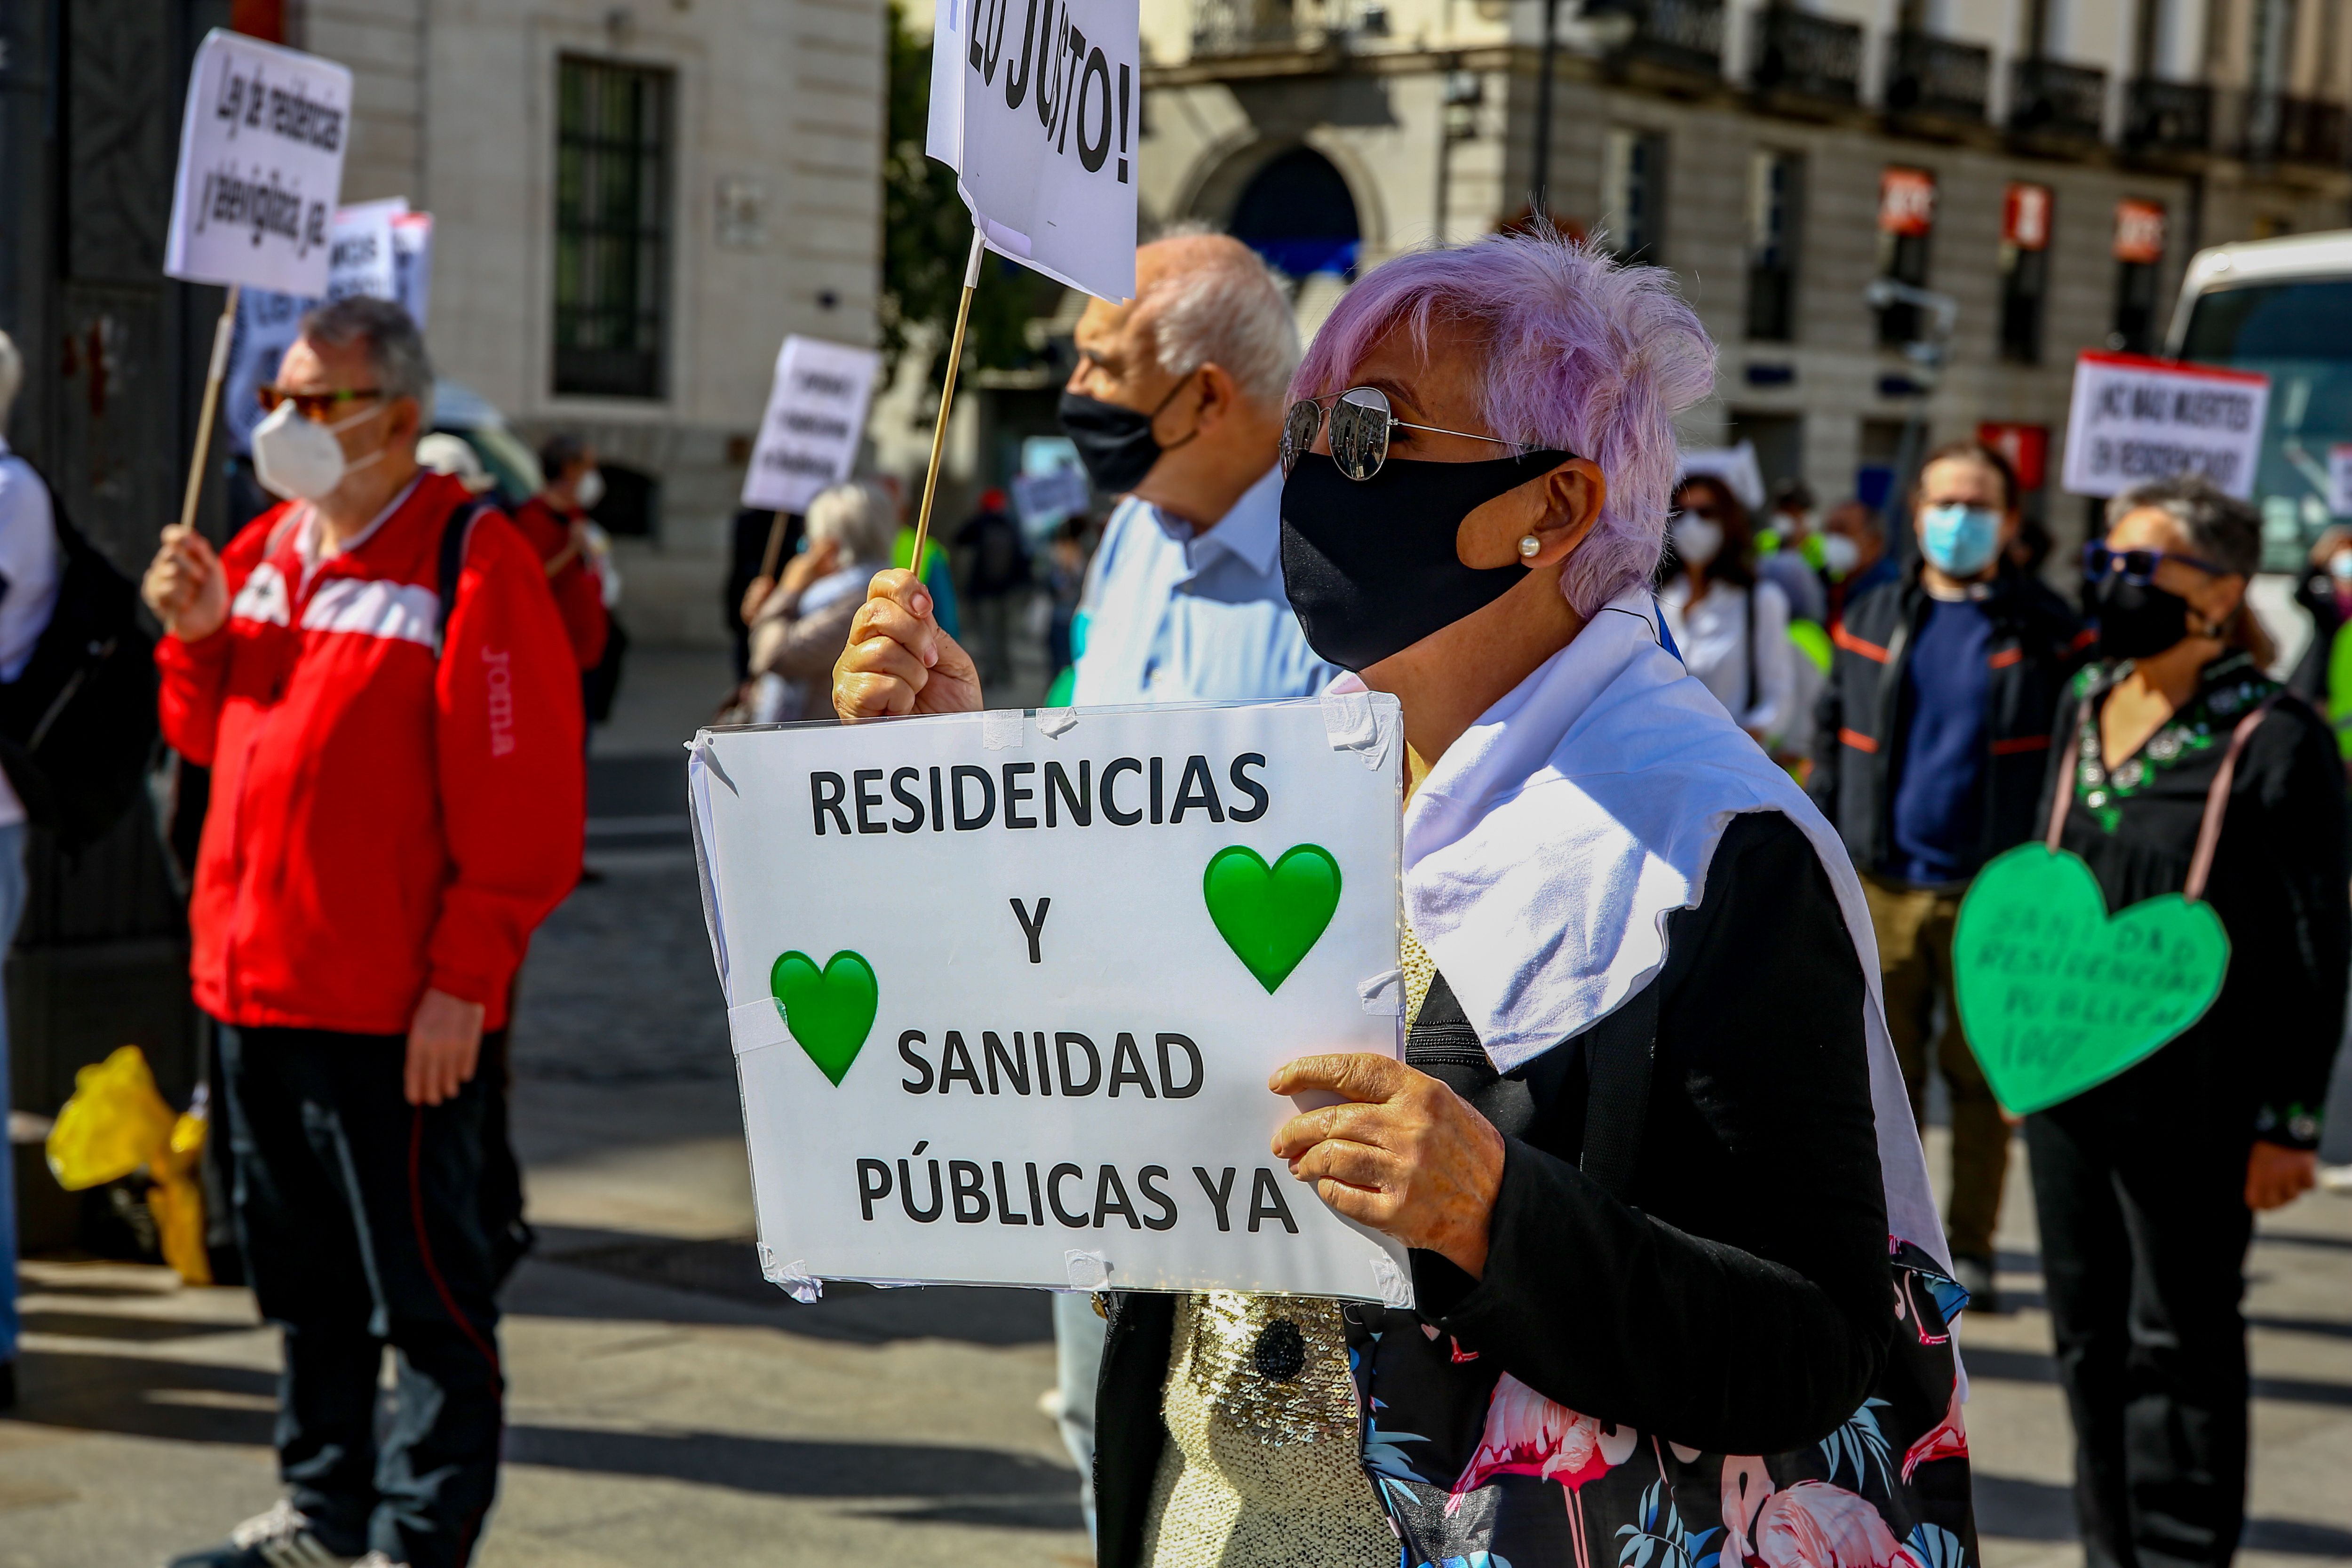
[
  {"x1": 505, "y1": 1425, "x2": 1081, "y2": 1529},
  {"x1": 1961, "y1": 1344, "x2": 2352, "y2": 1410},
  {"x1": 1974, "y1": 1472, "x2": 2352, "y2": 1555},
  {"x1": 521, "y1": 1228, "x2": 1055, "y2": 1346},
  {"x1": 9, "y1": 1346, "x2": 1081, "y2": 1532},
  {"x1": 19, "y1": 1308, "x2": 258, "y2": 1344},
  {"x1": 9, "y1": 1349, "x2": 279, "y2": 1446}
]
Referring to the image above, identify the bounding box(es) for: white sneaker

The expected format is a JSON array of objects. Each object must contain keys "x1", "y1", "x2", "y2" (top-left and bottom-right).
[
  {"x1": 163, "y1": 1500, "x2": 364, "y2": 1568},
  {"x1": 352, "y1": 1555, "x2": 411, "y2": 1568}
]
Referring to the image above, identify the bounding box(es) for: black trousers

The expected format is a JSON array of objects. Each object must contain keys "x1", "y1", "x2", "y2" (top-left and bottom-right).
[
  {"x1": 2026, "y1": 1099, "x2": 2255, "y2": 1568},
  {"x1": 219, "y1": 1024, "x2": 504, "y2": 1568}
]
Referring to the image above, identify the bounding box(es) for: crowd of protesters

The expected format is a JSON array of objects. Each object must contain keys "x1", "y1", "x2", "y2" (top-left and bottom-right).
[{"x1": 0, "y1": 222, "x2": 2333, "y2": 1568}]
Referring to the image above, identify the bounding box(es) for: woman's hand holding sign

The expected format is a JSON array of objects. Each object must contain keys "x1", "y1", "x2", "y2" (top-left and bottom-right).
[
  {"x1": 833, "y1": 568, "x2": 984, "y2": 718},
  {"x1": 1270, "y1": 1054, "x2": 1504, "y2": 1279}
]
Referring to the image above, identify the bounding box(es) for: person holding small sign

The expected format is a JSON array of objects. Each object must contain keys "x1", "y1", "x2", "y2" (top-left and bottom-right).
[
  {"x1": 143, "y1": 297, "x2": 582, "y2": 1568},
  {"x1": 838, "y1": 233, "x2": 1966, "y2": 1568},
  {"x1": 2022, "y1": 477, "x2": 2346, "y2": 1568}
]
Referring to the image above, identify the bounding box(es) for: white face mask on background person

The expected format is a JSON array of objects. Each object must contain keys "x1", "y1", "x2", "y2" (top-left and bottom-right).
[
  {"x1": 1670, "y1": 515, "x2": 1723, "y2": 569},
  {"x1": 572, "y1": 468, "x2": 606, "y2": 509},
  {"x1": 251, "y1": 399, "x2": 385, "y2": 502},
  {"x1": 1820, "y1": 533, "x2": 1862, "y2": 576}
]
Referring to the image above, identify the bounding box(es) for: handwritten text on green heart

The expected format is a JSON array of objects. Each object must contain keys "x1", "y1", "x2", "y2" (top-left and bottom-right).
[
  {"x1": 1953, "y1": 844, "x2": 2229, "y2": 1115},
  {"x1": 770, "y1": 949, "x2": 879, "y2": 1086},
  {"x1": 1202, "y1": 844, "x2": 1342, "y2": 994}
]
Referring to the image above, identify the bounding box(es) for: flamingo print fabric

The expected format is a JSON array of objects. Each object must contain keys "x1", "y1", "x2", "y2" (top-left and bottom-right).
[{"x1": 1349, "y1": 1243, "x2": 1977, "y2": 1568}]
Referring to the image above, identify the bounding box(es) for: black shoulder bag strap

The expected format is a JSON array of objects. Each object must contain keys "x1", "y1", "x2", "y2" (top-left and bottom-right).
[
  {"x1": 1577, "y1": 983, "x2": 1661, "y2": 1204},
  {"x1": 434, "y1": 498, "x2": 499, "y2": 654}
]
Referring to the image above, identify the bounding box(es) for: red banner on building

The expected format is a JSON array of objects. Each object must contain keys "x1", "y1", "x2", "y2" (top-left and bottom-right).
[
  {"x1": 2003, "y1": 183, "x2": 2052, "y2": 251},
  {"x1": 1978, "y1": 422, "x2": 2050, "y2": 493},
  {"x1": 1879, "y1": 167, "x2": 1938, "y2": 237},
  {"x1": 2114, "y1": 199, "x2": 2167, "y2": 264}
]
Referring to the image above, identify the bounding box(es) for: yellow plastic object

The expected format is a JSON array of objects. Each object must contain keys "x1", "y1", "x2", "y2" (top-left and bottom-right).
[
  {"x1": 43, "y1": 1045, "x2": 211, "y2": 1285},
  {"x1": 46, "y1": 1046, "x2": 177, "y2": 1191}
]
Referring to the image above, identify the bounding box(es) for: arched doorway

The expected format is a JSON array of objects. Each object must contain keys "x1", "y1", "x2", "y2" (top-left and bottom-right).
[{"x1": 1227, "y1": 147, "x2": 1361, "y2": 278}]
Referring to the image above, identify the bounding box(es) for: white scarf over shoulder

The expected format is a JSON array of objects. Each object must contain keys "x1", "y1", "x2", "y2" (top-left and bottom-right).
[{"x1": 1395, "y1": 589, "x2": 1947, "y2": 1271}]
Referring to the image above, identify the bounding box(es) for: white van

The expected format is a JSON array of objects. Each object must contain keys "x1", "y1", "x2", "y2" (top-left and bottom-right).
[{"x1": 2167, "y1": 230, "x2": 2352, "y2": 670}]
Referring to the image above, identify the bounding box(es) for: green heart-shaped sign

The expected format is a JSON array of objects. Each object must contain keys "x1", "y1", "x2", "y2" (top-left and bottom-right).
[
  {"x1": 1953, "y1": 844, "x2": 2230, "y2": 1115},
  {"x1": 770, "y1": 949, "x2": 879, "y2": 1086},
  {"x1": 1203, "y1": 844, "x2": 1342, "y2": 994}
]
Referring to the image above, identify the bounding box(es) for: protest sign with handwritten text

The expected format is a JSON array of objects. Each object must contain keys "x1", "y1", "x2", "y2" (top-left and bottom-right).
[
  {"x1": 689, "y1": 695, "x2": 1413, "y2": 1302},
  {"x1": 2061, "y1": 351, "x2": 2272, "y2": 500},
  {"x1": 166, "y1": 31, "x2": 353, "y2": 298},
  {"x1": 927, "y1": 0, "x2": 1139, "y2": 302},
  {"x1": 740, "y1": 337, "x2": 883, "y2": 514}
]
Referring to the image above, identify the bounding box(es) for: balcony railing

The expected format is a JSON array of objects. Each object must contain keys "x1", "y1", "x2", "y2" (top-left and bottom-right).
[
  {"x1": 2124, "y1": 76, "x2": 2210, "y2": 153},
  {"x1": 1884, "y1": 30, "x2": 1990, "y2": 123},
  {"x1": 1190, "y1": 0, "x2": 1377, "y2": 57},
  {"x1": 1620, "y1": 0, "x2": 1724, "y2": 77},
  {"x1": 2009, "y1": 57, "x2": 2107, "y2": 142},
  {"x1": 1748, "y1": 5, "x2": 1863, "y2": 106},
  {"x1": 2277, "y1": 96, "x2": 2350, "y2": 166},
  {"x1": 2215, "y1": 89, "x2": 2351, "y2": 165}
]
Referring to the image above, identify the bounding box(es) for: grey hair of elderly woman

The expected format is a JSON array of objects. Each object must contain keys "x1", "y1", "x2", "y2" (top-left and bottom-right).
[
  {"x1": 803, "y1": 480, "x2": 899, "y2": 566},
  {"x1": 2105, "y1": 475, "x2": 2261, "y2": 580}
]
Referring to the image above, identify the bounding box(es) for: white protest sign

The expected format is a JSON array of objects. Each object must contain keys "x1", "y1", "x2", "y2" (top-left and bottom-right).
[
  {"x1": 325, "y1": 199, "x2": 402, "y2": 303},
  {"x1": 927, "y1": 0, "x2": 1139, "y2": 302},
  {"x1": 166, "y1": 30, "x2": 353, "y2": 297},
  {"x1": 392, "y1": 212, "x2": 434, "y2": 328},
  {"x1": 689, "y1": 696, "x2": 1413, "y2": 1303},
  {"x1": 740, "y1": 336, "x2": 884, "y2": 513},
  {"x1": 1012, "y1": 465, "x2": 1089, "y2": 529},
  {"x1": 2062, "y1": 351, "x2": 2272, "y2": 500},
  {"x1": 223, "y1": 288, "x2": 311, "y2": 457}
]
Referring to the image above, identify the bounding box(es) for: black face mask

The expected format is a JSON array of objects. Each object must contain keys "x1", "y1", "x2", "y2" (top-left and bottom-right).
[
  {"x1": 1280, "y1": 448, "x2": 1573, "y2": 671},
  {"x1": 1057, "y1": 374, "x2": 1199, "y2": 494},
  {"x1": 2091, "y1": 576, "x2": 2192, "y2": 660}
]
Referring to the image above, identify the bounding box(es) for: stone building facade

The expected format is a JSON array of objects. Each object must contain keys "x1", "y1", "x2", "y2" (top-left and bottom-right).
[
  {"x1": 1124, "y1": 0, "x2": 2351, "y2": 551},
  {"x1": 294, "y1": 0, "x2": 887, "y2": 642}
]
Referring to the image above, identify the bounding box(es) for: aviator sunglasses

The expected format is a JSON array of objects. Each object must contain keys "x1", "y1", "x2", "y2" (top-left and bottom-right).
[
  {"x1": 257, "y1": 384, "x2": 384, "y2": 422},
  {"x1": 1282, "y1": 386, "x2": 1535, "y2": 481},
  {"x1": 2081, "y1": 542, "x2": 2225, "y2": 585}
]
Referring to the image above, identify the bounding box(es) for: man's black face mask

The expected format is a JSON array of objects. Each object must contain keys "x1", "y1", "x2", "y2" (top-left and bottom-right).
[{"x1": 1057, "y1": 372, "x2": 1200, "y2": 495}]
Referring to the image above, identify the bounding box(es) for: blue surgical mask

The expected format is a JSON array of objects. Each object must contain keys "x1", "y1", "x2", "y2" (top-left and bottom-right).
[{"x1": 1920, "y1": 503, "x2": 2001, "y2": 578}]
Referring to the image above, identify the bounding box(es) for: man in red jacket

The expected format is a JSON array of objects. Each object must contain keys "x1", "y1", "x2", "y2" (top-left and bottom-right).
[{"x1": 142, "y1": 297, "x2": 581, "y2": 1568}]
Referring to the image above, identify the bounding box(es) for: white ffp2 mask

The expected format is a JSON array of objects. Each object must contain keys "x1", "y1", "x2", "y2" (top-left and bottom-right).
[
  {"x1": 572, "y1": 468, "x2": 606, "y2": 509},
  {"x1": 251, "y1": 399, "x2": 385, "y2": 502}
]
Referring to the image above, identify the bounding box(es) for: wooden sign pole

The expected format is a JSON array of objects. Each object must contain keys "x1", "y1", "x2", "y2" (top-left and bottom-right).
[
  {"x1": 176, "y1": 284, "x2": 241, "y2": 534},
  {"x1": 907, "y1": 228, "x2": 986, "y2": 574}
]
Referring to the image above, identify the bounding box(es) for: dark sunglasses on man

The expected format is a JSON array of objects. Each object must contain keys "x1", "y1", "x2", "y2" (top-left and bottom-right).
[
  {"x1": 257, "y1": 384, "x2": 384, "y2": 422},
  {"x1": 1282, "y1": 386, "x2": 1534, "y2": 481},
  {"x1": 2081, "y1": 541, "x2": 2225, "y2": 586}
]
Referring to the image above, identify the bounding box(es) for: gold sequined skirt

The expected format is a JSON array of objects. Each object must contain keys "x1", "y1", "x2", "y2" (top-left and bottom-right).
[{"x1": 1139, "y1": 1292, "x2": 1396, "y2": 1568}]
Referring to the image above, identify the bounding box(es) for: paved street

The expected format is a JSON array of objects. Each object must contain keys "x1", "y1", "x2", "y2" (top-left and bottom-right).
[{"x1": 4, "y1": 645, "x2": 2350, "y2": 1567}]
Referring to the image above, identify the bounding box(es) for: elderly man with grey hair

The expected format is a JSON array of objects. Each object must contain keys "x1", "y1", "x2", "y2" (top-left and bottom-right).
[
  {"x1": 142, "y1": 296, "x2": 582, "y2": 1568},
  {"x1": 832, "y1": 228, "x2": 1340, "y2": 1538}
]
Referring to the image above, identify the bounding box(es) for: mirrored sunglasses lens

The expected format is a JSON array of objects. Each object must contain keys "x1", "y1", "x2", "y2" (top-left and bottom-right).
[
  {"x1": 1282, "y1": 401, "x2": 1323, "y2": 475},
  {"x1": 1331, "y1": 390, "x2": 1390, "y2": 481}
]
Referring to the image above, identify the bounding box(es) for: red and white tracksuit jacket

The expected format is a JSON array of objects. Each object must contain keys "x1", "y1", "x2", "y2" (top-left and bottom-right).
[{"x1": 157, "y1": 472, "x2": 584, "y2": 1036}]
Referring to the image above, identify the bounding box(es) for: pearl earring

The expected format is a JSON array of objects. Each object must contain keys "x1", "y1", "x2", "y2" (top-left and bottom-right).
[{"x1": 1518, "y1": 535, "x2": 1542, "y2": 558}]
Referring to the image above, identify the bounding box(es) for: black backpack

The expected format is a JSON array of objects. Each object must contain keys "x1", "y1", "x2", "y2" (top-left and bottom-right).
[{"x1": 0, "y1": 469, "x2": 158, "y2": 850}]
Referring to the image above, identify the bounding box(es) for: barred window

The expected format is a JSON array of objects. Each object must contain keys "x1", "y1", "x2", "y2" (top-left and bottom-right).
[{"x1": 553, "y1": 57, "x2": 671, "y2": 399}]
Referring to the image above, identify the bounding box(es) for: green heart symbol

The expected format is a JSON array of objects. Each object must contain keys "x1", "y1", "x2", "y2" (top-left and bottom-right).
[
  {"x1": 1203, "y1": 844, "x2": 1343, "y2": 994},
  {"x1": 770, "y1": 949, "x2": 879, "y2": 1086},
  {"x1": 1953, "y1": 844, "x2": 2230, "y2": 1115}
]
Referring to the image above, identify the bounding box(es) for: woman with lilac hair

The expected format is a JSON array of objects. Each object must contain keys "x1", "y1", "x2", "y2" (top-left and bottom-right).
[{"x1": 1071, "y1": 233, "x2": 1966, "y2": 1568}]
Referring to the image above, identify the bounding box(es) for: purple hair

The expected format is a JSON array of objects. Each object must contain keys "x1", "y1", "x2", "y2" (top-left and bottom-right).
[{"x1": 1291, "y1": 231, "x2": 1716, "y2": 616}]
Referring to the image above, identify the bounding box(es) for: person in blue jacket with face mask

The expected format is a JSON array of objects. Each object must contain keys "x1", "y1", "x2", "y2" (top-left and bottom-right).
[{"x1": 1810, "y1": 441, "x2": 2089, "y2": 1312}]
